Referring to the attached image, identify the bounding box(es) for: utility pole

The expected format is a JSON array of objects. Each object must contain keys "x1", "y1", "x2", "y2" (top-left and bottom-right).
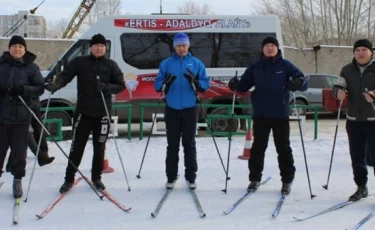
[{"x1": 160, "y1": 0, "x2": 162, "y2": 14}]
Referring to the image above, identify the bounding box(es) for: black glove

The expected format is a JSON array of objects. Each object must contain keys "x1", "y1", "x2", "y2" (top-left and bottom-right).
[
  {"x1": 0, "y1": 85, "x2": 8, "y2": 97},
  {"x1": 332, "y1": 85, "x2": 346, "y2": 98},
  {"x1": 158, "y1": 74, "x2": 176, "y2": 93},
  {"x1": 228, "y1": 76, "x2": 239, "y2": 91},
  {"x1": 287, "y1": 78, "x2": 304, "y2": 92},
  {"x1": 183, "y1": 70, "x2": 204, "y2": 93},
  {"x1": 45, "y1": 81, "x2": 61, "y2": 94},
  {"x1": 9, "y1": 85, "x2": 24, "y2": 96},
  {"x1": 97, "y1": 81, "x2": 109, "y2": 92}
]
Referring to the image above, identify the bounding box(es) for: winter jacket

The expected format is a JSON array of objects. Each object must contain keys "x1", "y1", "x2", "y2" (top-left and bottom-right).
[
  {"x1": 333, "y1": 59, "x2": 375, "y2": 121},
  {"x1": 154, "y1": 52, "x2": 210, "y2": 110},
  {"x1": 54, "y1": 54, "x2": 125, "y2": 117},
  {"x1": 0, "y1": 51, "x2": 44, "y2": 124},
  {"x1": 236, "y1": 51, "x2": 308, "y2": 118}
]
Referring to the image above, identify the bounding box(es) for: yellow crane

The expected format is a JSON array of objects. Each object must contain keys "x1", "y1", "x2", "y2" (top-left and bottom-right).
[{"x1": 61, "y1": 0, "x2": 96, "y2": 39}]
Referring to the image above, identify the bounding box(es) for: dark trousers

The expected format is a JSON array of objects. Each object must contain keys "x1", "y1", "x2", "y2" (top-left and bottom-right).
[
  {"x1": 249, "y1": 117, "x2": 295, "y2": 183},
  {"x1": 164, "y1": 106, "x2": 197, "y2": 183},
  {"x1": 346, "y1": 120, "x2": 375, "y2": 186},
  {"x1": 6, "y1": 103, "x2": 49, "y2": 170},
  {"x1": 64, "y1": 114, "x2": 110, "y2": 183},
  {"x1": 0, "y1": 124, "x2": 29, "y2": 179}
]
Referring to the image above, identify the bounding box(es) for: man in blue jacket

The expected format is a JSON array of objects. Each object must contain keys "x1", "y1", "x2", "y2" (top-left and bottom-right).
[
  {"x1": 228, "y1": 36, "x2": 308, "y2": 195},
  {"x1": 154, "y1": 32, "x2": 210, "y2": 190}
]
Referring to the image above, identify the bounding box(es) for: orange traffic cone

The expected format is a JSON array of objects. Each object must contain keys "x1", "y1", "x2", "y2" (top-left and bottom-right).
[
  {"x1": 238, "y1": 130, "x2": 252, "y2": 160},
  {"x1": 102, "y1": 146, "x2": 114, "y2": 173}
]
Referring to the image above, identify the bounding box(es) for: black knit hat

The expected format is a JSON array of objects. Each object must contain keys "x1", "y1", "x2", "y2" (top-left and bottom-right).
[
  {"x1": 8, "y1": 35, "x2": 27, "y2": 49},
  {"x1": 90, "y1": 33, "x2": 106, "y2": 47},
  {"x1": 353, "y1": 39, "x2": 373, "y2": 53},
  {"x1": 262, "y1": 36, "x2": 279, "y2": 48}
]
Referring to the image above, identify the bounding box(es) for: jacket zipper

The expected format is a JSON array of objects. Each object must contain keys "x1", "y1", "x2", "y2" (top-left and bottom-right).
[{"x1": 180, "y1": 57, "x2": 183, "y2": 109}]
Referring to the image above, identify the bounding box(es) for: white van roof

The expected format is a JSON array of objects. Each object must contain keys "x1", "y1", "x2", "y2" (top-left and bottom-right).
[{"x1": 82, "y1": 14, "x2": 282, "y2": 41}]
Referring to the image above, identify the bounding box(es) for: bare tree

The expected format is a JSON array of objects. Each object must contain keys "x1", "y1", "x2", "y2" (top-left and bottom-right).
[
  {"x1": 178, "y1": 1, "x2": 214, "y2": 15},
  {"x1": 85, "y1": 0, "x2": 122, "y2": 27},
  {"x1": 253, "y1": 0, "x2": 375, "y2": 47},
  {"x1": 46, "y1": 18, "x2": 68, "y2": 38}
]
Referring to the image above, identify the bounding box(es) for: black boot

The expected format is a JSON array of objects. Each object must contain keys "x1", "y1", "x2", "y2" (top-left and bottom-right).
[
  {"x1": 247, "y1": 181, "x2": 260, "y2": 192},
  {"x1": 59, "y1": 181, "x2": 73, "y2": 194},
  {"x1": 281, "y1": 183, "x2": 292, "y2": 195},
  {"x1": 37, "y1": 151, "x2": 55, "y2": 167},
  {"x1": 93, "y1": 179, "x2": 106, "y2": 191},
  {"x1": 13, "y1": 179, "x2": 23, "y2": 198},
  {"x1": 349, "y1": 185, "x2": 368, "y2": 201}
]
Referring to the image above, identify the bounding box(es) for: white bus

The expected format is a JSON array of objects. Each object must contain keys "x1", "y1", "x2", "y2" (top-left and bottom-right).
[{"x1": 41, "y1": 14, "x2": 283, "y2": 140}]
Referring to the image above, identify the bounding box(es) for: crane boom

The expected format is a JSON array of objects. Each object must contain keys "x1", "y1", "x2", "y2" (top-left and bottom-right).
[{"x1": 61, "y1": 0, "x2": 96, "y2": 39}]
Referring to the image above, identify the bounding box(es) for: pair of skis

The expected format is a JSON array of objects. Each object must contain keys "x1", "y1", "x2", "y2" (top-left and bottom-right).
[
  {"x1": 223, "y1": 177, "x2": 285, "y2": 217},
  {"x1": 1, "y1": 181, "x2": 21, "y2": 225},
  {"x1": 294, "y1": 194, "x2": 375, "y2": 229},
  {"x1": 151, "y1": 177, "x2": 206, "y2": 218},
  {"x1": 0, "y1": 182, "x2": 22, "y2": 225},
  {"x1": 37, "y1": 177, "x2": 131, "y2": 219}
]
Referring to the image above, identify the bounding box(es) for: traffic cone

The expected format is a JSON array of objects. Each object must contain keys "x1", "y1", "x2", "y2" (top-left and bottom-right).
[
  {"x1": 102, "y1": 145, "x2": 114, "y2": 173},
  {"x1": 238, "y1": 130, "x2": 252, "y2": 160}
]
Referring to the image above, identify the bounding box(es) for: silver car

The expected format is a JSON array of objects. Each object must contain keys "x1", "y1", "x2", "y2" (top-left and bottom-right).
[{"x1": 290, "y1": 73, "x2": 339, "y2": 115}]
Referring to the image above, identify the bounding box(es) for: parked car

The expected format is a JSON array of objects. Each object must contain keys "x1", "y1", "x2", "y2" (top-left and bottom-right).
[{"x1": 289, "y1": 73, "x2": 339, "y2": 115}]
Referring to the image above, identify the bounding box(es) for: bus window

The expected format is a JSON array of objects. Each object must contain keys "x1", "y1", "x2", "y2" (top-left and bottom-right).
[{"x1": 120, "y1": 32, "x2": 276, "y2": 69}]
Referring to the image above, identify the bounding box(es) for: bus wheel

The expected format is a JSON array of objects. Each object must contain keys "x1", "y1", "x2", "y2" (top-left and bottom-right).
[{"x1": 210, "y1": 107, "x2": 239, "y2": 134}]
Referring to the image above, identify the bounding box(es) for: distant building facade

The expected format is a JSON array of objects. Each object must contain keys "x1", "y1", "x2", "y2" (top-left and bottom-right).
[{"x1": 0, "y1": 11, "x2": 46, "y2": 38}]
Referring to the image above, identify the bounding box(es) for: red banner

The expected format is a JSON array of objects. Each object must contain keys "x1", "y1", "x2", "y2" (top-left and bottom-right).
[{"x1": 114, "y1": 19, "x2": 218, "y2": 31}]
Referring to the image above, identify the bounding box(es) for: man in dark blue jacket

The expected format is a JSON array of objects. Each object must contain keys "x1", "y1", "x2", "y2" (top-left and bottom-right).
[
  {"x1": 154, "y1": 32, "x2": 210, "y2": 190},
  {"x1": 228, "y1": 36, "x2": 308, "y2": 195}
]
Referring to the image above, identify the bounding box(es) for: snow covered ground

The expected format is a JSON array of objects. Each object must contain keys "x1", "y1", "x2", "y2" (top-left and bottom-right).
[{"x1": 1, "y1": 119, "x2": 375, "y2": 230}]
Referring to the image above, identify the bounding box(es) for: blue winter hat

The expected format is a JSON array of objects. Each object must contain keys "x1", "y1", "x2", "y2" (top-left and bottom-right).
[{"x1": 173, "y1": 33, "x2": 190, "y2": 47}]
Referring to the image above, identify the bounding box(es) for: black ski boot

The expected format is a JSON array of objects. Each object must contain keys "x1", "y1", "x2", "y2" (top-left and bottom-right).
[
  {"x1": 37, "y1": 151, "x2": 55, "y2": 167},
  {"x1": 93, "y1": 179, "x2": 106, "y2": 191},
  {"x1": 247, "y1": 181, "x2": 260, "y2": 192},
  {"x1": 281, "y1": 183, "x2": 292, "y2": 195},
  {"x1": 59, "y1": 181, "x2": 73, "y2": 194},
  {"x1": 13, "y1": 179, "x2": 23, "y2": 198},
  {"x1": 349, "y1": 185, "x2": 368, "y2": 201}
]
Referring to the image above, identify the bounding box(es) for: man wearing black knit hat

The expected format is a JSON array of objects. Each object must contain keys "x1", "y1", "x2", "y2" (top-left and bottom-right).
[
  {"x1": 45, "y1": 33, "x2": 125, "y2": 193},
  {"x1": 228, "y1": 36, "x2": 308, "y2": 195},
  {"x1": 0, "y1": 35, "x2": 45, "y2": 199},
  {"x1": 333, "y1": 38, "x2": 375, "y2": 201}
]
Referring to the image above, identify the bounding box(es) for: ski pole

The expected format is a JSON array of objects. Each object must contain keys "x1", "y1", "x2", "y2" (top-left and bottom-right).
[
  {"x1": 24, "y1": 89, "x2": 53, "y2": 202},
  {"x1": 292, "y1": 91, "x2": 316, "y2": 199},
  {"x1": 136, "y1": 92, "x2": 163, "y2": 179},
  {"x1": 17, "y1": 95, "x2": 103, "y2": 200},
  {"x1": 322, "y1": 99, "x2": 343, "y2": 190},
  {"x1": 222, "y1": 73, "x2": 237, "y2": 194},
  {"x1": 136, "y1": 75, "x2": 175, "y2": 179},
  {"x1": 97, "y1": 76, "x2": 131, "y2": 191},
  {"x1": 185, "y1": 68, "x2": 229, "y2": 181}
]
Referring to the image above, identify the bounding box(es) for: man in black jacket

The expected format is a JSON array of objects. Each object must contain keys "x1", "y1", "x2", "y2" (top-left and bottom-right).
[
  {"x1": 45, "y1": 33, "x2": 125, "y2": 193},
  {"x1": 333, "y1": 39, "x2": 375, "y2": 201},
  {"x1": 0, "y1": 35, "x2": 45, "y2": 198}
]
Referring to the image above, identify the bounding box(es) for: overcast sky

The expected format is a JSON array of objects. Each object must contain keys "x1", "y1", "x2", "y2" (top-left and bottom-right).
[{"x1": 0, "y1": 0, "x2": 256, "y2": 22}]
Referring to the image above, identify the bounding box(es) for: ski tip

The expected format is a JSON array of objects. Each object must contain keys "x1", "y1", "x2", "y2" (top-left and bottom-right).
[{"x1": 292, "y1": 216, "x2": 302, "y2": 221}]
